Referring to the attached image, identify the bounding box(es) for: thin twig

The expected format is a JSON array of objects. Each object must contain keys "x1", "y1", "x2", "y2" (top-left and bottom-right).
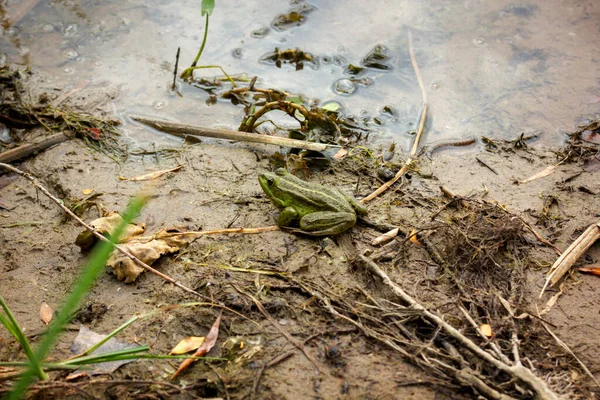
[
  {"x1": 233, "y1": 285, "x2": 322, "y2": 373},
  {"x1": 0, "y1": 163, "x2": 207, "y2": 299},
  {"x1": 362, "y1": 29, "x2": 427, "y2": 203},
  {"x1": 536, "y1": 305, "x2": 600, "y2": 387},
  {"x1": 359, "y1": 253, "x2": 559, "y2": 400},
  {"x1": 457, "y1": 306, "x2": 512, "y2": 365},
  {"x1": 172, "y1": 47, "x2": 180, "y2": 91},
  {"x1": 475, "y1": 157, "x2": 499, "y2": 175},
  {"x1": 252, "y1": 351, "x2": 295, "y2": 397}
]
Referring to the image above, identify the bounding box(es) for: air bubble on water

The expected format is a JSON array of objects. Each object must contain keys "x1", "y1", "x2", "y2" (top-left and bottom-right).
[
  {"x1": 431, "y1": 82, "x2": 439, "y2": 90},
  {"x1": 333, "y1": 78, "x2": 356, "y2": 95},
  {"x1": 63, "y1": 23, "x2": 79, "y2": 37},
  {"x1": 64, "y1": 50, "x2": 78, "y2": 60},
  {"x1": 473, "y1": 37, "x2": 486, "y2": 46},
  {"x1": 63, "y1": 66, "x2": 75, "y2": 75},
  {"x1": 231, "y1": 48, "x2": 243, "y2": 59},
  {"x1": 43, "y1": 24, "x2": 54, "y2": 32},
  {"x1": 94, "y1": 60, "x2": 103, "y2": 68},
  {"x1": 153, "y1": 100, "x2": 167, "y2": 109}
]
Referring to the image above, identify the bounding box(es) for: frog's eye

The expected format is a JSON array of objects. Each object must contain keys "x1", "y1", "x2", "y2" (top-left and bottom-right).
[{"x1": 265, "y1": 176, "x2": 275, "y2": 186}]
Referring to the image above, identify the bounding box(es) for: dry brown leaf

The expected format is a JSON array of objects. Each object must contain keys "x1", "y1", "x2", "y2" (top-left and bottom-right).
[
  {"x1": 108, "y1": 228, "x2": 198, "y2": 282},
  {"x1": 82, "y1": 188, "x2": 94, "y2": 195},
  {"x1": 171, "y1": 311, "x2": 222, "y2": 380},
  {"x1": 480, "y1": 324, "x2": 493, "y2": 337},
  {"x1": 408, "y1": 228, "x2": 420, "y2": 245},
  {"x1": 332, "y1": 148, "x2": 348, "y2": 159},
  {"x1": 518, "y1": 164, "x2": 557, "y2": 184},
  {"x1": 119, "y1": 165, "x2": 182, "y2": 181},
  {"x1": 371, "y1": 228, "x2": 399, "y2": 246},
  {"x1": 40, "y1": 302, "x2": 53, "y2": 325},
  {"x1": 170, "y1": 336, "x2": 205, "y2": 355},
  {"x1": 75, "y1": 212, "x2": 146, "y2": 250}
]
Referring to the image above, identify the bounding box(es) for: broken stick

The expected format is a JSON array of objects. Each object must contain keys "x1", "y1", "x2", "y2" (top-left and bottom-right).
[
  {"x1": 130, "y1": 114, "x2": 338, "y2": 152},
  {"x1": 541, "y1": 220, "x2": 600, "y2": 297}
]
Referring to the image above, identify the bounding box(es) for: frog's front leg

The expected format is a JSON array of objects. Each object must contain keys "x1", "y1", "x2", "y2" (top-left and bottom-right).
[
  {"x1": 277, "y1": 206, "x2": 299, "y2": 228},
  {"x1": 298, "y1": 211, "x2": 356, "y2": 236}
]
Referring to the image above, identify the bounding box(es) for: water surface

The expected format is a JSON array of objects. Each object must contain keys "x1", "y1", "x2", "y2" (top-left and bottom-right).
[{"x1": 1, "y1": 0, "x2": 599, "y2": 150}]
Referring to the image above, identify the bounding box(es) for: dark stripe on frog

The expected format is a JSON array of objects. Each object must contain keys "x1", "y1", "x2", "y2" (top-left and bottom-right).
[{"x1": 277, "y1": 175, "x2": 353, "y2": 214}]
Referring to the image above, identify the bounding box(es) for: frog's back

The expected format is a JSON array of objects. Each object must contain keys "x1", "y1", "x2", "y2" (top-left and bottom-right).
[{"x1": 283, "y1": 174, "x2": 354, "y2": 216}]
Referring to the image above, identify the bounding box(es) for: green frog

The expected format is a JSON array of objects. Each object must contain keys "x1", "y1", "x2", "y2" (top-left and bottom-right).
[{"x1": 259, "y1": 168, "x2": 367, "y2": 236}]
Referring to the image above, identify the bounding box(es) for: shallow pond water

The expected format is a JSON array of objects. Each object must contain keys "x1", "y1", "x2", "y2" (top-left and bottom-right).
[{"x1": 1, "y1": 0, "x2": 599, "y2": 151}]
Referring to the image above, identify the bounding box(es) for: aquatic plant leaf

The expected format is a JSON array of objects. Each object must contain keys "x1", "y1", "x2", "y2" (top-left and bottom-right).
[
  {"x1": 361, "y1": 44, "x2": 393, "y2": 71},
  {"x1": 321, "y1": 102, "x2": 341, "y2": 112},
  {"x1": 171, "y1": 311, "x2": 222, "y2": 380},
  {"x1": 201, "y1": 0, "x2": 215, "y2": 16}
]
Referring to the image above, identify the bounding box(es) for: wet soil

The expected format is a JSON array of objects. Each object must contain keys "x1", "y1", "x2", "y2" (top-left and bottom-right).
[{"x1": 1, "y1": 76, "x2": 600, "y2": 399}]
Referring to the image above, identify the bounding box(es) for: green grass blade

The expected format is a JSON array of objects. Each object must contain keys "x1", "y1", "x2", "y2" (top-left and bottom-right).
[
  {"x1": 59, "y1": 346, "x2": 149, "y2": 366},
  {"x1": 7, "y1": 195, "x2": 147, "y2": 400},
  {"x1": 83, "y1": 315, "x2": 140, "y2": 356},
  {"x1": 0, "y1": 296, "x2": 47, "y2": 380}
]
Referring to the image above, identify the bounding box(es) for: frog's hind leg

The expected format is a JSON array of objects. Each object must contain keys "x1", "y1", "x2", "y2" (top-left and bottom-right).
[{"x1": 298, "y1": 211, "x2": 356, "y2": 236}]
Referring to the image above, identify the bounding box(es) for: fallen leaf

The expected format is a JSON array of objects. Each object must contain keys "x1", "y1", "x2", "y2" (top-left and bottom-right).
[
  {"x1": 75, "y1": 212, "x2": 146, "y2": 250},
  {"x1": 171, "y1": 311, "x2": 222, "y2": 380},
  {"x1": 578, "y1": 266, "x2": 600, "y2": 276},
  {"x1": 40, "y1": 302, "x2": 53, "y2": 325},
  {"x1": 107, "y1": 228, "x2": 197, "y2": 282},
  {"x1": 371, "y1": 228, "x2": 399, "y2": 246},
  {"x1": 332, "y1": 148, "x2": 348, "y2": 159},
  {"x1": 408, "y1": 228, "x2": 420, "y2": 245},
  {"x1": 119, "y1": 165, "x2": 183, "y2": 182},
  {"x1": 68, "y1": 325, "x2": 138, "y2": 376},
  {"x1": 170, "y1": 336, "x2": 205, "y2": 355},
  {"x1": 82, "y1": 188, "x2": 94, "y2": 195},
  {"x1": 518, "y1": 164, "x2": 558, "y2": 184},
  {"x1": 480, "y1": 324, "x2": 493, "y2": 338}
]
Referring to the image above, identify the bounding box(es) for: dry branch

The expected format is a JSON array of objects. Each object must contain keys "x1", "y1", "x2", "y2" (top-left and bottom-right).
[
  {"x1": 0, "y1": 133, "x2": 70, "y2": 163},
  {"x1": 359, "y1": 253, "x2": 559, "y2": 400},
  {"x1": 130, "y1": 114, "x2": 338, "y2": 152}
]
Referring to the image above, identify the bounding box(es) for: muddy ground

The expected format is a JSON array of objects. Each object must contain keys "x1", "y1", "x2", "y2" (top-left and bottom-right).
[{"x1": 1, "y1": 79, "x2": 599, "y2": 400}]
